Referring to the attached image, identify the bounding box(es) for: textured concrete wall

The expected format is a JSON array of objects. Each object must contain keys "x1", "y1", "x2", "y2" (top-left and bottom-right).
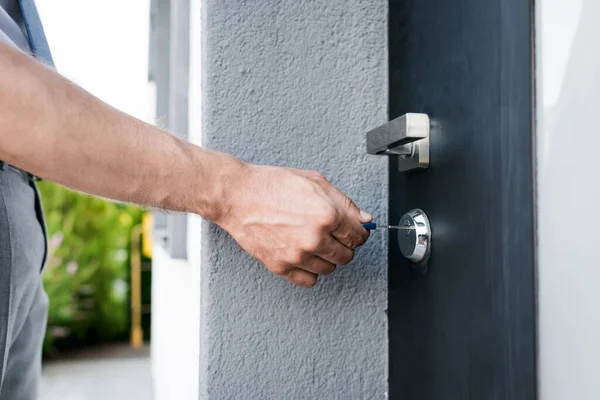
[{"x1": 200, "y1": 1, "x2": 389, "y2": 398}]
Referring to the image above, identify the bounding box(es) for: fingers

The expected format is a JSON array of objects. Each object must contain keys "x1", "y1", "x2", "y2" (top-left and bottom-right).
[
  {"x1": 296, "y1": 171, "x2": 371, "y2": 250},
  {"x1": 275, "y1": 234, "x2": 358, "y2": 289},
  {"x1": 325, "y1": 184, "x2": 372, "y2": 223},
  {"x1": 316, "y1": 234, "x2": 357, "y2": 265},
  {"x1": 310, "y1": 175, "x2": 371, "y2": 249},
  {"x1": 296, "y1": 170, "x2": 373, "y2": 223},
  {"x1": 300, "y1": 257, "x2": 337, "y2": 275},
  {"x1": 268, "y1": 256, "x2": 337, "y2": 288},
  {"x1": 283, "y1": 268, "x2": 318, "y2": 288},
  {"x1": 241, "y1": 166, "x2": 375, "y2": 289},
  {"x1": 330, "y1": 209, "x2": 370, "y2": 250}
]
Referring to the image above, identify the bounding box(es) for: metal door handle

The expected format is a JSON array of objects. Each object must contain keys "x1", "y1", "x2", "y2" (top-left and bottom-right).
[{"x1": 366, "y1": 113, "x2": 430, "y2": 172}]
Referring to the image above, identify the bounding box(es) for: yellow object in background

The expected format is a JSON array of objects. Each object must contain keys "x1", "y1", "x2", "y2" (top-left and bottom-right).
[
  {"x1": 130, "y1": 224, "x2": 143, "y2": 349},
  {"x1": 142, "y1": 213, "x2": 153, "y2": 258},
  {"x1": 130, "y1": 213, "x2": 153, "y2": 349}
]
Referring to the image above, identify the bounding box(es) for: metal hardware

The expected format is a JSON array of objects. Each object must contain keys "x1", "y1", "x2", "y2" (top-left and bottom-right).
[
  {"x1": 398, "y1": 209, "x2": 431, "y2": 264},
  {"x1": 366, "y1": 113, "x2": 430, "y2": 172}
]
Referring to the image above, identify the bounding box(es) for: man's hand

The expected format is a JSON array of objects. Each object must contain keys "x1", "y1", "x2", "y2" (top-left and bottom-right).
[
  {"x1": 0, "y1": 43, "x2": 372, "y2": 288},
  {"x1": 216, "y1": 165, "x2": 372, "y2": 288}
]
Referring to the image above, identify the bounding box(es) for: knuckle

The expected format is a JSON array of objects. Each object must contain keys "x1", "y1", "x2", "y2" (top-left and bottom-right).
[
  {"x1": 327, "y1": 246, "x2": 339, "y2": 262},
  {"x1": 349, "y1": 231, "x2": 369, "y2": 249},
  {"x1": 284, "y1": 270, "x2": 300, "y2": 284},
  {"x1": 270, "y1": 264, "x2": 288, "y2": 276},
  {"x1": 348, "y1": 238, "x2": 362, "y2": 250},
  {"x1": 288, "y1": 250, "x2": 305, "y2": 266},
  {"x1": 318, "y1": 206, "x2": 338, "y2": 228},
  {"x1": 344, "y1": 196, "x2": 357, "y2": 211},
  {"x1": 303, "y1": 236, "x2": 321, "y2": 253}
]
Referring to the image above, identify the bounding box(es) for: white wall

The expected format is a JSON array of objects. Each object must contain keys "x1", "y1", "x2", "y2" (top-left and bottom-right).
[
  {"x1": 150, "y1": 1, "x2": 203, "y2": 399},
  {"x1": 36, "y1": 2, "x2": 188, "y2": 397},
  {"x1": 150, "y1": 247, "x2": 200, "y2": 400},
  {"x1": 39, "y1": 1, "x2": 201, "y2": 399},
  {"x1": 37, "y1": 0, "x2": 151, "y2": 122},
  {"x1": 537, "y1": 1, "x2": 600, "y2": 399}
]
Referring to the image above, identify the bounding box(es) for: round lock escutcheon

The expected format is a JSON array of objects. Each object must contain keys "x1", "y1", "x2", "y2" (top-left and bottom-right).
[{"x1": 398, "y1": 209, "x2": 431, "y2": 264}]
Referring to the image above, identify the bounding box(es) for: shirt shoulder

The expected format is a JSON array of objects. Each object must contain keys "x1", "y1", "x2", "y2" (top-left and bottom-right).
[{"x1": 0, "y1": 2, "x2": 30, "y2": 52}]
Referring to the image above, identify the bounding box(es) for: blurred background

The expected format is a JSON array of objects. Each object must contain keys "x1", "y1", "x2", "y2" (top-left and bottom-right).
[{"x1": 35, "y1": 1, "x2": 154, "y2": 399}]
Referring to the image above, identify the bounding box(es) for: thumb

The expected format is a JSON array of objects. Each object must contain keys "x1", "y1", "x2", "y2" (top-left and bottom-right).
[
  {"x1": 342, "y1": 195, "x2": 372, "y2": 223},
  {"x1": 296, "y1": 169, "x2": 372, "y2": 223},
  {"x1": 358, "y1": 208, "x2": 373, "y2": 223}
]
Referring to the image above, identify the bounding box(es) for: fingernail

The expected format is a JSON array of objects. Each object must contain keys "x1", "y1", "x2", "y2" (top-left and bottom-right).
[{"x1": 360, "y1": 210, "x2": 373, "y2": 221}]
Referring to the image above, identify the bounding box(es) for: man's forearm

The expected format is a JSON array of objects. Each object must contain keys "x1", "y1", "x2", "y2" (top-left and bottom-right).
[
  {"x1": 0, "y1": 42, "x2": 241, "y2": 220},
  {"x1": 0, "y1": 42, "x2": 373, "y2": 288}
]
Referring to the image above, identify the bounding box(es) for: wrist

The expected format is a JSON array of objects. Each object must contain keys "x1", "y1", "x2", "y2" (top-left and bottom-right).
[{"x1": 193, "y1": 149, "x2": 249, "y2": 224}]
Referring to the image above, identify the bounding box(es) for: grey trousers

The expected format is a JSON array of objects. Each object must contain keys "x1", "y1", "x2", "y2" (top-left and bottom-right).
[{"x1": 0, "y1": 165, "x2": 48, "y2": 400}]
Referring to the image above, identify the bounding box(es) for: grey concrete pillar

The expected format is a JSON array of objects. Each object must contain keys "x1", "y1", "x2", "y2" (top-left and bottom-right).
[{"x1": 200, "y1": 1, "x2": 388, "y2": 398}]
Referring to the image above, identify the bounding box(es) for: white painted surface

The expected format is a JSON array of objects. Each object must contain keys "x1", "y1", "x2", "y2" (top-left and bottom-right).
[
  {"x1": 150, "y1": 246, "x2": 199, "y2": 400},
  {"x1": 187, "y1": 0, "x2": 204, "y2": 276},
  {"x1": 150, "y1": 3, "x2": 203, "y2": 399},
  {"x1": 36, "y1": 0, "x2": 151, "y2": 121},
  {"x1": 537, "y1": 1, "x2": 600, "y2": 399}
]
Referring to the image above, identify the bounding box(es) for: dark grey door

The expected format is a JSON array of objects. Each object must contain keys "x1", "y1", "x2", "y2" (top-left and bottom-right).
[{"x1": 386, "y1": 1, "x2": 536, "y2": 398}]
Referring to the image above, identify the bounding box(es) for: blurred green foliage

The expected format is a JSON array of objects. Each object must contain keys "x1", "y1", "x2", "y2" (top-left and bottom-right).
[{"x1": 37, "y1": 181, "x2": 144, "y2": 356}]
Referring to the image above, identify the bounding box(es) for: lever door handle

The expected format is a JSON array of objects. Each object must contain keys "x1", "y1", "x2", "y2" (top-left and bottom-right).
[{"x1": 366, "y1": 113, "x2": 430, "y2": 172}]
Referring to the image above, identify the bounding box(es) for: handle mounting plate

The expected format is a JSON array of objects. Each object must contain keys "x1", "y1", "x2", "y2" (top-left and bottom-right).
[{"x1": 366, "y1": 113, "x2": 430, "y2": 172}]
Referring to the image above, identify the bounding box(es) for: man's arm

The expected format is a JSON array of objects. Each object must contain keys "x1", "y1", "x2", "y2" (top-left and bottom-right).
[{"x1": 0, "y1": 43, "x2": 371, "y2": 287}]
